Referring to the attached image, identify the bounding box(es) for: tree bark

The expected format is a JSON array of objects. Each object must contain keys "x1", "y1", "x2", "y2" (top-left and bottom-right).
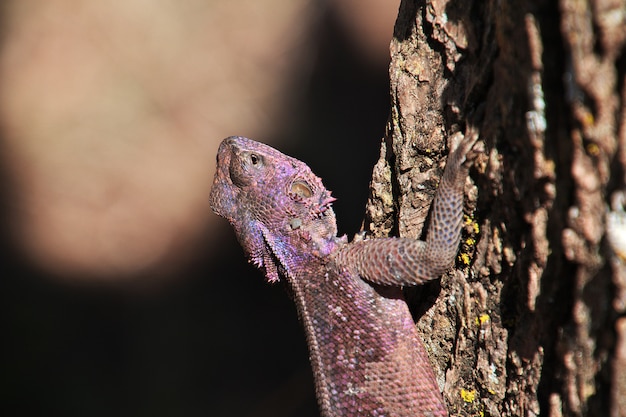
[{"x1": 364, "y1": 1, "x2": 626, "y2": 416}]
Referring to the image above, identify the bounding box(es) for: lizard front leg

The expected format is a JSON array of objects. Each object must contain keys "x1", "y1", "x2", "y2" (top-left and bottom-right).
[{"x1": 333, "y1": 128, "x2": 480, "y2": 286}]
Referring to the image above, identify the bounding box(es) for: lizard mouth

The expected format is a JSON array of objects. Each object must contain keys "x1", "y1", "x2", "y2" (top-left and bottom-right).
[{"x1": 209, "y1": 140, "x2": 236, "y2": 219}]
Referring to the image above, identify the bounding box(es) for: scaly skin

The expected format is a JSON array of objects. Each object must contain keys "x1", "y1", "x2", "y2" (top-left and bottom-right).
[{"x1": 209, "y1": 131, "x2": 479, "y2": 417}]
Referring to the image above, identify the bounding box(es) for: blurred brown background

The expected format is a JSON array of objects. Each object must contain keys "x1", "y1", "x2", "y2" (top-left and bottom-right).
[{"x1": 0, "y1": 1, "x2": 397, "y2": 416}]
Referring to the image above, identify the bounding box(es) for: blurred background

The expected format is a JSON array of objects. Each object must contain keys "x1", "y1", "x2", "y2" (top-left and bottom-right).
[{"x1": 0, "y1": 1, "x2": 397, "y2": 416}]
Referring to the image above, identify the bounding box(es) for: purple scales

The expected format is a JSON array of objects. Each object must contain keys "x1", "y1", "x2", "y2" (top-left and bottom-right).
[{"x1": 210, "y1": 131, "x2": 480, "y2": 417}]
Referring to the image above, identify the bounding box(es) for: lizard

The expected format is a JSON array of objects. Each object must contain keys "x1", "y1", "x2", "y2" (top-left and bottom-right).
[{"x1": 209, "y1": 129, "x2": 480, "y2": 417}]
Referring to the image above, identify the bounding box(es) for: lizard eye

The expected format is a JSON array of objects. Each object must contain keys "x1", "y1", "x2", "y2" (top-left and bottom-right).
[
  {"x1": 249, "y1": 153, "x2": 262, "y2": 166},
  {"x1": 290, "y1": 180, "x2": 313, "y2": 199},
  {"x1": 229, "y1": 152, "x2": 264, "y2": 186},
  {"x1": 246, "y1": 152, "x2": 265, "y2": 168}
]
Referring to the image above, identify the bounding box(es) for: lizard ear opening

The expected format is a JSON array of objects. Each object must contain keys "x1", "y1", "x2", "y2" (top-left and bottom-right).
[{"x1": 290, "y1": 180, "x2": 313, "y2": 200}]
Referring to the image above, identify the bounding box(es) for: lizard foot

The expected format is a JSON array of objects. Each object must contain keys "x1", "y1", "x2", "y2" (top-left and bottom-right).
[{"x1": 448, "y1": 126, "x2": 483, "y2": 171}]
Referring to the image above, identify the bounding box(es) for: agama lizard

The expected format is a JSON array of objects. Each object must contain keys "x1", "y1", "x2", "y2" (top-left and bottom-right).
[{"x1": 209, "y1": 130, "x2": 480, "y2": 417}]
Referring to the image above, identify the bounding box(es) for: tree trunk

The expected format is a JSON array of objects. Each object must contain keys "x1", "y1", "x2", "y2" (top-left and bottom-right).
[{"x1": 364, "y1": 1, "x2": 626, "y2": 416}]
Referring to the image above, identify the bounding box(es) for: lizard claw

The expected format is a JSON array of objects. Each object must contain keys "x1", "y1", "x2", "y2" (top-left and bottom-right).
[
  {"x1": 448, "y1": 126, "x2": 482, "y2": 170},
  {"x1": 464, "y1": 139, "x2": 484, "y2": 168},
  {"x1": 464, "y1": 125, "x2": 482, "y2": 157}
]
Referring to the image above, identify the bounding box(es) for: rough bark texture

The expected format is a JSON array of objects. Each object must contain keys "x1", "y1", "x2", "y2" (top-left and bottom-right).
[{"x1": 364, "y1": 0, "x2": 626, "y2": 416}]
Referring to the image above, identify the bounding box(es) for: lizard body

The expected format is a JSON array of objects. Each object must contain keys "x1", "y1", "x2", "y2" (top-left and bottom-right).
[{"x1": 209, "y1": 131, "x2": 479, "y2": 416}]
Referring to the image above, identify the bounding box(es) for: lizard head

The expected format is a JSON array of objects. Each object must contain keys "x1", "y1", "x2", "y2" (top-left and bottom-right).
[{"x1": 209, "y1": 136, "x2": 338, "y2": 282}]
